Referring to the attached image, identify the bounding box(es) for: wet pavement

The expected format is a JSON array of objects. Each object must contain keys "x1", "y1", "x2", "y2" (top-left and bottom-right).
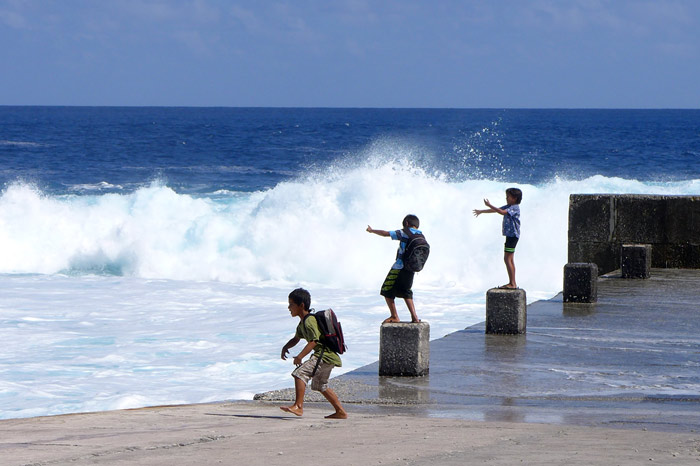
[{"x1": 258, "y1": 269, "x2": 700, "y2": 432}]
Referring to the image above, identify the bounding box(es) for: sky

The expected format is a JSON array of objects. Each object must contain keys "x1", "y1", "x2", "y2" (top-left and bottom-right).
[{"x1": 1, "y1": 0, "x2": 699, "y2": 108}]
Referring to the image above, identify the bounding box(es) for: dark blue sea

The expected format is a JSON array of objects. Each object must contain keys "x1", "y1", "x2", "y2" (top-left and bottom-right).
[
  {"x1": 2, "y1": 107, "x2": 699, "y2": 195},
  {"x1": 1, "y1": 107, "x2": 699, "y2": 419}
]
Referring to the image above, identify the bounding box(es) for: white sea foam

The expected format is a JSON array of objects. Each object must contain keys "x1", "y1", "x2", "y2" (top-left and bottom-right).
[
  {"x1": 67, "y1": 181, "x2": 124, "y2": 193},
  {"x1": 1, "y1": 165, "x2": 698, "y2": 289},
  {"x1": 1, "y1": 163, "x2": 699, "y2": 419},
  {"x1": 0, "y1": 140, "x2": 47, "y2": 147},
  {"x1": 0, "y1": 275, "x2": 482, "y2": 419}
]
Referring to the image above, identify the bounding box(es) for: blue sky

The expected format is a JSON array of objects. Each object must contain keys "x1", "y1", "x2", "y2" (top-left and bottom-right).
[{"x1": 1, "y1": 0, "x2": 699, "y2": 108}]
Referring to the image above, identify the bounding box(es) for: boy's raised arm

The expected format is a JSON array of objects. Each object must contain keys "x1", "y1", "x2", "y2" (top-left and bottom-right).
[
  {"x1": 366, "y1": 225, "x2": 390, "y2": 237},
  {"x1": 473, "y1": 198, "x2": 506, "y2": 217}
]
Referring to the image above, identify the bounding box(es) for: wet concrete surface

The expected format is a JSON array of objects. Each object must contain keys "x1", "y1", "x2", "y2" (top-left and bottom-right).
[{"x1": 257, "y1": 269, "x2": 700, "y2": 432}]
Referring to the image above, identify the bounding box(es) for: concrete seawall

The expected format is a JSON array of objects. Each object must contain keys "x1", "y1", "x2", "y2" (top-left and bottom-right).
[{"x1": 568, "y1": 194, "x2": 700, "y2": 274}]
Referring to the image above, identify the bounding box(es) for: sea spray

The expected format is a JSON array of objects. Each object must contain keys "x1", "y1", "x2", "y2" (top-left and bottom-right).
[{"x1": 2, "y1": 168, "x2": 699, "y2": 291}]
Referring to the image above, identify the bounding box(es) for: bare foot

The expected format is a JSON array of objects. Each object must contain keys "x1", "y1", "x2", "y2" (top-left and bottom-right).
[
  {"x1": 411, "y1": 318, "x2": 421, "y2": 323},
  {"x1": 499, "y1": 284, "x2": 517, "y2": 289},
  {"x1": 382, "y1": 317, "x2": 400, "y2": 324},
  {"x1": 280, "y1": 405, "x2": 303, "y2": 416},
  {"x1": 325, "y1": 411, "x2": 348, "y2": 419}
]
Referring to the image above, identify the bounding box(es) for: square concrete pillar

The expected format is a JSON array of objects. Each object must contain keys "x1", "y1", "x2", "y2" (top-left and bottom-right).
[
  {"x1": 621, "y1": 244, "x2": 652, "y2": 278},
  {"x1": 486, "y1": 288, "x2": 526, "y2": 334},
  {"x1": 563, "y1": 263, "x2": 598, "y2": 303},
  {"x1": 379, "y1": 322, "x2": 430, "y2": 376}
]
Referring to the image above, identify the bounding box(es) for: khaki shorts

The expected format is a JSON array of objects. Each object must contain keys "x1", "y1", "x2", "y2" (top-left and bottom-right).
[{"x1": 291, "y1": 355, "x2": 335, "y2": 392}]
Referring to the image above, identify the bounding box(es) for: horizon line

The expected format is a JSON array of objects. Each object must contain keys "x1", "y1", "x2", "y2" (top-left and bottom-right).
[{"x1": 1, "y1": 105, "x2": 699, "y2": 111}]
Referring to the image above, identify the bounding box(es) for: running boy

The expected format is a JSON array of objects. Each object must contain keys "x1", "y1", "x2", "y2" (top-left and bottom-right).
[
  {"x1": 366, "y1": 214, "x2": 422, "y2": 323},
  {"x1": 473, "y1": 187, "x2": 522, "y2": 289},
  {"x1": 280, "y1": 288, "x2": 347, "y2": 419}
]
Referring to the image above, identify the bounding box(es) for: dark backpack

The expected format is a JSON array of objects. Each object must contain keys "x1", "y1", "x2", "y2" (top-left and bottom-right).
[
  {"x1": 400, "y1": 229, "x2": 430, "y2": 272},
  {"x1": 307, "y1": 308, "x2": 346, "y2": 354}
]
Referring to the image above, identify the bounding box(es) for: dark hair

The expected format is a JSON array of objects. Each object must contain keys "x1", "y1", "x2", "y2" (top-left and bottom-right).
[
  {"x1": 402, "y1": 214, "x2": 420, "y2": 229},
  {"x1": 506, "y1": 188, "x2": 522, "y2": 204},
  {"x1": 288, "y1": 288, "x2": 311, "y2": 311}
]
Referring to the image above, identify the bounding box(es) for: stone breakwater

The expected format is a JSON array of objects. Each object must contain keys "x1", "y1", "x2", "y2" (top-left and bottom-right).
[{"x1": 568, "y1": 194, "x2": 700, "y2": 274}]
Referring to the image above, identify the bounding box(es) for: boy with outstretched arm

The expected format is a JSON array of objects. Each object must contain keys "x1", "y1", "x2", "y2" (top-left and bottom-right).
[
  {"x1": 473, "y1": 187, "x2": 522, "y2": 289},
  {"x1": 366, "y1": 214, "x2": 422, "y2": 323},
  {"x1": 280, "y1": 288, "x2": 347, "y2": 419}
]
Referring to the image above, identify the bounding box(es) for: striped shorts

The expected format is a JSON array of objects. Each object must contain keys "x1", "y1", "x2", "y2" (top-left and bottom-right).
[{"x1": 380, "y1": 267, "x2": 414, "y2": 299}]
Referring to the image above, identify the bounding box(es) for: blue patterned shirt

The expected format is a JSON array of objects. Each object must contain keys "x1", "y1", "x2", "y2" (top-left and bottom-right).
[
  {"x1": 389, "y1": 228, "x2": 422, "y2": 269},
  {"x1": 501, "y1": 204, "x2": 520, "y2": 238}
]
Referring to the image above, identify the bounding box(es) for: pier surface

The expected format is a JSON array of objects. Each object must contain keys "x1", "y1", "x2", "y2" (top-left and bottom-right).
[{"x1": 261, "y1": 268, "x2": 700, "y2": 432}]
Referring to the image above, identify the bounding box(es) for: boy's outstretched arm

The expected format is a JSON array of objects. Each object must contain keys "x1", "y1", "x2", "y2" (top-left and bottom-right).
[
  {"x1": 281, "y1": 336, "x2": 300, "y2": 360},
  {"x1": 473, "y1": 198, "x2": 506, "y2": 217},
  {"x1": 366, "y1": 225, "x2": 390, "y2": 237}
]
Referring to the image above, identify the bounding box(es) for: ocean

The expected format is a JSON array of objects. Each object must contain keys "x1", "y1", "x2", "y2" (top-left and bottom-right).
[{"x1": 1, "y1": 107, "x2": 699, "y2": 419}]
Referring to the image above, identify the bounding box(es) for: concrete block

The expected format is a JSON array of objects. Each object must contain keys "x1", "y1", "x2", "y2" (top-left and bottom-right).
[
  {"x1": 621, "y1": 244, "x2": 652, "y2": 279},
  {"x1": 651, "y1": 243, "x2": 682, "y2": 269},
  {"x1": 568, "y1": 195, "x2": 614, "y2": 243},
  {"x1": 664, "y1": 197, "x2": 695, "y2": 243},
  {"x1": 568, "y1": 241, "x2": 619, "y2": 275},
  {"x1": 686, "y1": 198, "x2": 700, "y2": 243},
  {"x1": 615, "y1": 196, "x2": 667, "y2": 243},
  {"x1": 567, "y1": 195, "x2": 700, "y2": 272},
  {"x1": 563, "y1": 262, "x2": 598, "y2": 303},
  {"x1": 486, "y1": 288, "x2": 527, "y2": 334},
  {"x1": 378, "y1": 322, "x2": 430, "y2": 377}
]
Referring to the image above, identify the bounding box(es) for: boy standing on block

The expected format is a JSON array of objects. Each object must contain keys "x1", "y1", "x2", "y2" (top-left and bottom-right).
[
  {"x1": 366, "y1": 214, "x2": 422, "y2": 323},
  {"x1": 473, "y1": 187, "x2": 522, "y2": 289},
  {"x1": 280, "y1": 288, "x2": 347, "y2": 419}
]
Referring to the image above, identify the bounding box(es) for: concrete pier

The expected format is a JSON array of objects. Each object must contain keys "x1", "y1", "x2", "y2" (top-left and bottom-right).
[
  {"x1": 563, "y1": 262, "x2": 598, "y2": 303},
  {"x1": 485, "y1": 288, "x2": 526, "y2": 334},
  {"x1": 262, "y1": 269, "x2": 700, "y2": 433},
  {"x1": 568, "y1": 194, "x2": 700, "y2": 274},
  {"x1": 378, "y1": 322, "x2": 430, "y2": 376}
]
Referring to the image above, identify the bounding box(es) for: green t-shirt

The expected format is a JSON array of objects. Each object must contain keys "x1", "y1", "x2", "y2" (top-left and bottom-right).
[{"x1": 296, "y1": 314, "x2": 342, "y2": 367}]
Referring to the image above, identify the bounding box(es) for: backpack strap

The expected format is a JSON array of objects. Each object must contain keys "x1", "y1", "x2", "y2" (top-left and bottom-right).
[
  {"x1": 304, "y1": 310, "x2": 325, "y2": 376},
  {"x1": 311, "y1": 346, "x2": 326, "y2": 377}
]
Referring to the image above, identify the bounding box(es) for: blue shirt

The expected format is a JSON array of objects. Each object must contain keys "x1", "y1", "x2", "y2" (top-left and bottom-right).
[
  {"x1": 501, "y1": 204, "x2": 520, "y2": 238},
  {"x1": 389, "y1": 228, "x2": 422, "y2": 269}
]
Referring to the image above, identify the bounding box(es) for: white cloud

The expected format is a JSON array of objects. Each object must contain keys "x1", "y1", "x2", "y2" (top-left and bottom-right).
[
  {"x1": 0, "y1": 1, "x2": 28, "y2": 30},
  {"x1": 229, "y1": 4, "x2": 260, "y2": 31},
  {"x1": 173, "y1": 29, "x2": 213, "y2": 57},
  {"x1": 0, "y1": 11, "x2": 26, "y2": 29}
]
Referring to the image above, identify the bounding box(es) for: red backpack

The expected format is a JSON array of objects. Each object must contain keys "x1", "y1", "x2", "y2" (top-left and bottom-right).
[{"x1": 305, "y1": 308, "x2": 346, "y2": 354}]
